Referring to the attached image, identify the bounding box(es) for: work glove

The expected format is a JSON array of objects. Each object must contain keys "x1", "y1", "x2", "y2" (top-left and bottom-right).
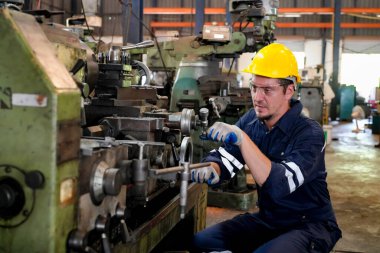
[
  {"x1": 191, "y1": 166, "x2": 220, "y2": 185},
  {"x1": 207, "y1": 122, "x2": 243, "y2": 146}
]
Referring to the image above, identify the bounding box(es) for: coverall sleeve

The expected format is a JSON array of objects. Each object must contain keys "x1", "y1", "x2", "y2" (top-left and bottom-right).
[
  {"x1": 260, "y1": 120, "x2": 326, "y2": 200},
  {"x1": 202, "y1": 112, "x2": 252, "y2": 181}
]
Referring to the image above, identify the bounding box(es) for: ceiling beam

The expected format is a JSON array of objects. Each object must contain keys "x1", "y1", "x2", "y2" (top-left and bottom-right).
[
  {"x1": 149, "y1": 21, "x2": 380, "y2": 29},
  {"x1": 143, "y1": 7, "x2": 380, "y2": 15}
]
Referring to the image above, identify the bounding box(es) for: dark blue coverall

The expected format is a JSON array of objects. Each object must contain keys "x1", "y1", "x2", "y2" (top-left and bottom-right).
[{"x1": 193, "y1": 99, "x2": 342, "y2": 253}]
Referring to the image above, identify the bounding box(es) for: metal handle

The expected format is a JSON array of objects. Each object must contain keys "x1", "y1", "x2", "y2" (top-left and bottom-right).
[
  {"x1": 101, "y1": 233, "x2": 112, "y2": 253},
  {"x1": 150, "y1": 162, "x2": 211, "y2": 175}
]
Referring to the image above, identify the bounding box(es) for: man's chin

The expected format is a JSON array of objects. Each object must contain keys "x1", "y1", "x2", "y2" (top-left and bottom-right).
[
  {"x1": 255, "y1": 108, "x2": 267, "y2": 119},
  {"x1": 257, "y1": 114, "x2": 273, "y2": 121}
]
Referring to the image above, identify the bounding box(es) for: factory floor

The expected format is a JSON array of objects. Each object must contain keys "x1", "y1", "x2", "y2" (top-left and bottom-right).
[{"x1": 205, "y1": 119, "x2": 380, "y2": 253}]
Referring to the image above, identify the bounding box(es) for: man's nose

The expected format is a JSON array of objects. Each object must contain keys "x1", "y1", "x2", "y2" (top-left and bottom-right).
[{"x1": 252, "y1": 88, "x2": 265, "y2": 100}]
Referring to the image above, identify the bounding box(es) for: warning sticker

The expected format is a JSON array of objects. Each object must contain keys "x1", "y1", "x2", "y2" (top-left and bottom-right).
[{"x1": 12, "y1": 93, "x2": 48, "y2": 107}]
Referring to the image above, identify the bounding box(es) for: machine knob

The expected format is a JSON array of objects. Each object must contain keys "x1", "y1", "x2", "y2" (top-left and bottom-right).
[
  {"x1": 0, "y1": 184, "x2": 15, "y2": 208},
  {"x1": 95, "y1": 215, "x2": 110, "y2": 233},
  {"x1": 180, "y1": 108, "x2": 196, "y2": 135},
  {"x1": 199, "y1": 107, "x2": 209, "y2": 119},
  {"x1": 90, "y1": 161, "x2": 123, "y2": 205},
  {"x1": 114, "y1": 204, "x2": 134, "y2": 243},
  {"x1": 103, "y1": 168, "x2": 122, "y2": 196},
  {"x1": 67, "y1": 229, "x2": 88, "y2": 251},
  {"x1": 95, "y1": 215, "x2": 112, "y2": 253},
  {"x1": 101, "y1": 233, "x2": 112, "y2": 253},
  {"x1": 115, "y1": 203, "x2": 127, "y2": 219},
  {"x1": 25, "y1": 170, "x2": 45, "y2": 189}
]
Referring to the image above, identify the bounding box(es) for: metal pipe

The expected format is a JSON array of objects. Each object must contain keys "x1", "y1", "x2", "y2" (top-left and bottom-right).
[
  {"x1": 225, "y1": 0, "x2": 231, "y2": 25},
  {"x1": 329, "y1": 0, "x2": 342, "y2": 121},
  {"x1": 195, "y1": 0, "x2": 205, "y2": 35},
  {"x1": 332, "y1": 0, "x2": 341, "y2": 99},
  {"x1": 122, "y1": 0, "x2": 143, "y2": 44}
]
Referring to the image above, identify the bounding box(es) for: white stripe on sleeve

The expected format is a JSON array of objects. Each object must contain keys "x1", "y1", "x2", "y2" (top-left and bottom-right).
[
  {"x1": 221, "y1": 157, "x2": 236, "y2": 177},
  {"x1": 285, "y1": 169, "x2": 296, "y2": 193},
  {"x1": 218, "y1": 147, "x2": 244, "y2": 170},
  {"x1": 284, "y1": 161, "x2": 304, "y2": 186}
]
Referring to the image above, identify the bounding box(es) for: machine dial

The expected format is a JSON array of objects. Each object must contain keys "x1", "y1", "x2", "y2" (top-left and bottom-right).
[
  {"x1": 0, "y1": 184, "x2": 15, "y2": 208},
  {"x1": 0, "y1": 177, "x2": 25, "y2": 220},
  {"x1": 90, "y1": 161, "x2": 123, "y2": 205},
  {"x1": 103, "y1": 168, "x2": 122, "y2": 196}
]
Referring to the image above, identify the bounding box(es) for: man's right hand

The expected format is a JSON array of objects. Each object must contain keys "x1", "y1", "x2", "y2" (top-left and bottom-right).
[
  {"x1": 191, "y1": 166, "x2": 220, "y2": 185},
  {"x1": 207, "y1": 122, "x2": 243, "y2": 146}
]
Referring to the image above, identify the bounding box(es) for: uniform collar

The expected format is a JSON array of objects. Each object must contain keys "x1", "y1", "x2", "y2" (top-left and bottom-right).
[
  {"x1": 248, "y1": 99, "x2": 303, "y2": 135},
  {"x1": 275, "y1": 99, "x2": 303, "y2": 136}
]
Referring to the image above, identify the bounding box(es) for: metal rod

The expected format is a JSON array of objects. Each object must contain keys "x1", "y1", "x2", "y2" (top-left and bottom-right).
[
  {"x1": 180, "y1": 162, "x2": 190, "y2": 219},
  {"x1": 151, "y1": 162, "x2": 211, "y2": 175}
]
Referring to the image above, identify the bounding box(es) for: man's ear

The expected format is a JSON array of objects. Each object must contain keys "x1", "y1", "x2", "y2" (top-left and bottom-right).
[{"x1": 285, "y1": 84, "x2": 295, "y2": 99}]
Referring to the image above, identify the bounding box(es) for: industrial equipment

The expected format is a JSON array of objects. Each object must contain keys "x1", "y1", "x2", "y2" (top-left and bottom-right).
[
  {"x1": 0, "y1": 5, "x2": 210, "y2": 253},
  {"x1": 147, "y1": 0, "x2": 279, "y2": 210},
  {"x1": 148, "y1": 0, "x2": 278, "y2": 116},
  {"x1": 146, "y1": 0, "x2": 278, "y2": 163},
  {"x1": 295, "y1": 66, "x2": 325, "y2": 124},
  {"x1": 340, "y1": 85, "x2": 356, "y2": 121}
]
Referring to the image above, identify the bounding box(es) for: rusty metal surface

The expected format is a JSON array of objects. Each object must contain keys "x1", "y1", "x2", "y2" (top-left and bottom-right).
[
  {"x1": 103, "y1": 116, "x2": 164, "y2": 132},
  {"x1": 84, "y1": 104, "x2": 148, "y2": 125},
  {"x1": 116, "y1": 87, "x2": 157, "y2": 102},
  {"x1": 90, "y1": 98, "x2": 145, "y2": 107},
  {"x1": 57, "y1": 119, "x2": 81, "y2": 164}
]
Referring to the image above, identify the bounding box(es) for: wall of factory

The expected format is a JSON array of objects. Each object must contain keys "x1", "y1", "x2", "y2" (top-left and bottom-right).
[
  {"x1": 31, "y1": 0, "x2": 380, "y2": 100},
  {"x1": 31, "y1": 0, "x2": 380, "y2": 39}
]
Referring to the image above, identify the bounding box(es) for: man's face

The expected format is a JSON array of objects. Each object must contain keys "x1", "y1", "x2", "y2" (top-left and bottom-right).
[{"x1": 250, "y1": 75, "x2": 294, "y2": 123}]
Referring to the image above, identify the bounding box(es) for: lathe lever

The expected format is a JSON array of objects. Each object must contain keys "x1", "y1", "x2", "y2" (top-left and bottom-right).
[{"x1": 101, "y1": 233, "x2": 112, "y2": 253}]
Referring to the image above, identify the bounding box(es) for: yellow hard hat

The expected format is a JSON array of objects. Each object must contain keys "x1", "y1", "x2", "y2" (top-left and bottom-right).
[{"x1": 243, "y1": 43, "x2": 301, "y2": 83}]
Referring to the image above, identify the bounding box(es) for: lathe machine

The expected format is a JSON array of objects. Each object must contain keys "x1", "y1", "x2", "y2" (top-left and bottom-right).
[{"x1": 0, "y1": 3, "x2": 210, "y2": 253}]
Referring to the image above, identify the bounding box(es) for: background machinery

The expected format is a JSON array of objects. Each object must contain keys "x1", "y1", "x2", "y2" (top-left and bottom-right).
[
  {"x1": 296, "y1": 66, "x2": 325, "y2": 124},
  {"x1": 147, "y1": 0, "x2": 279, "y2": 210}
]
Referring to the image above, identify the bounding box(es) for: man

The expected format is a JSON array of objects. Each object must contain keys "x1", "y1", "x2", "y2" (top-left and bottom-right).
[{"x1": 191, "y1": 43, "x2": 342, "y2": 253}]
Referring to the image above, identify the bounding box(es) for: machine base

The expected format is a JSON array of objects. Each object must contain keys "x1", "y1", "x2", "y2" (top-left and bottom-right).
[
  {"x1": 207, "y1": 186, "x2": 257, "y2": 211},
  {"x1": 114, "y1": 183, "x2": 208, "y2": 253}
]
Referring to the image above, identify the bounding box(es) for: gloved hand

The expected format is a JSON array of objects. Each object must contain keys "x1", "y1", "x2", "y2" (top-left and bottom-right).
[
  {"x1": 207, "y1": 122, "x2": 243, "y2": 145},
  {"x1": 191, "y1": 166, "x2": 220, "y2": 185}
]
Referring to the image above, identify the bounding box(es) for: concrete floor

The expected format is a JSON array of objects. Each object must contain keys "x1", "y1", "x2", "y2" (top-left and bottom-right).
[{"x1": 205, "y1": 119, "x2": 380, "y2": 253}]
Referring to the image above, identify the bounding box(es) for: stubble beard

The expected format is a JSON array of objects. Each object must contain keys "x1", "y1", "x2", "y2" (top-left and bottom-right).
[
  {"x1": 255, "y1": 106, "x2": 273, "y2": 121},
  {"x1": 257, "y1": 114, "x2": 273, "y2": 121}
]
